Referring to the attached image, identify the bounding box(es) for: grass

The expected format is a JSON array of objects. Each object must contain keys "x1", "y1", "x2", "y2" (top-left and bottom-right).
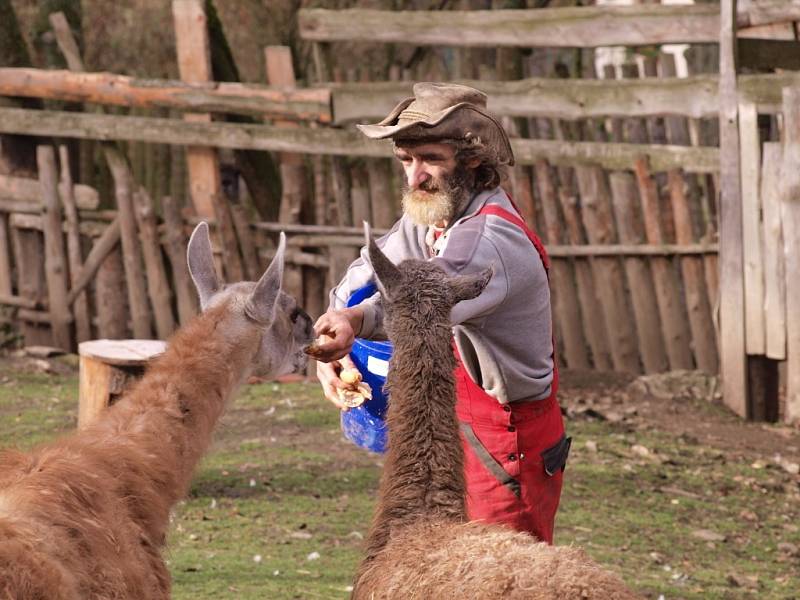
[{"x1": 0, "y1": 363, "x2": 798, "y2": 599}]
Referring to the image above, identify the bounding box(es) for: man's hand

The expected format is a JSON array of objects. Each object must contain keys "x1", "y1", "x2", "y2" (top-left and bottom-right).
[
  {"x1": 310, "y1": 307, "x2": 364, "y2": 363},
  {"x1": 316, "y1": 355, "x2": 359, "y2": 410}
]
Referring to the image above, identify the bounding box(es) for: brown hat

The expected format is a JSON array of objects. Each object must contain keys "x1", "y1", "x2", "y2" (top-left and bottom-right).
[{"x1": 356, "y1": 82, "x2": 514, "y2": 166}]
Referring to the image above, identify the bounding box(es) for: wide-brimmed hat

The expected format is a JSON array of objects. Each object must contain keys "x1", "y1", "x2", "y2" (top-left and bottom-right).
[{"x1": 356, "y1": 82, "x2": 514, "y2": 166}]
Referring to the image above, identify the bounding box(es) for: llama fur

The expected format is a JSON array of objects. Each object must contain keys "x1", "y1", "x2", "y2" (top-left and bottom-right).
[
  {"x1": 352, "y1": 226, "x2": 640, "y2": 600},
  {"x1": 0, "y1": 224, "x2": 313, "y2": 600}
]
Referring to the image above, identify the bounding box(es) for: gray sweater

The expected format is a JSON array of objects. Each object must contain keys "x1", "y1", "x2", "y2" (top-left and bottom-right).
[{"x1": 329, "y1": 187, "x2": 554, "y2": 404}]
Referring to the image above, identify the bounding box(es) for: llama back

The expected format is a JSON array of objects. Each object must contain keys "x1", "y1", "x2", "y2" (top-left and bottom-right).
[{"x1": 355, "y1": 520, "x2": 638, "y2": 600}]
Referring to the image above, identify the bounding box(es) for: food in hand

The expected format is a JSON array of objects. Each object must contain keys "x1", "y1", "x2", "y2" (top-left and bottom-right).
[
  {"x1": 337, "y1": 368, "x2": 370, "y2": 407},
  {"x1": 337, "y1": 381, "x2": 373, "y2": 408},
  {"x1": 340, "y1": 368, "x2": 362, "y2": 385}
]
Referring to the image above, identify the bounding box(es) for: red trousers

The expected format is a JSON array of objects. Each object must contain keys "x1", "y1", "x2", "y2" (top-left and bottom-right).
[{"x1": 455, "y1": 359, "x2": 568, "y2": 543}]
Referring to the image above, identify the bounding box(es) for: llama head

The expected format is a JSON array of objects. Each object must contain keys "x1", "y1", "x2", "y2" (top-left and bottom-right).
[
  {"x1": 187, "y1": 222, "x2": 314, "y2": 378},
  {"x1": 364, "y1": 222, "x2": 492, "y2": 333}
]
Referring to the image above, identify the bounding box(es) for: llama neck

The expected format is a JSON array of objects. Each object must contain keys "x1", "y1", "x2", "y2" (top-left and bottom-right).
[
  {"x1": 85, "y1": 303, "x2": 256, "y2": 543},
  {"x1": 362, "y1": 320, "x2": 466, "y2": 563}
]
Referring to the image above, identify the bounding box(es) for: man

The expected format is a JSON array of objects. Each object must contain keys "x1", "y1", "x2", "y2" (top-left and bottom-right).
[{"x1": 312, "y1": 82, "x2": 570, "y2": 543}]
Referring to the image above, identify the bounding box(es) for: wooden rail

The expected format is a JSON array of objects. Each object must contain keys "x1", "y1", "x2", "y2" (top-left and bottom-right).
[
  {"x1": 299, "y1": 4, "x2": 800, "y2": 48},
  {"x1": 0, "y1": 68, "x2": 332, "y2": 122},
  {"x1": 0, "y1": 107, "x2": 719, "y2": 173}
]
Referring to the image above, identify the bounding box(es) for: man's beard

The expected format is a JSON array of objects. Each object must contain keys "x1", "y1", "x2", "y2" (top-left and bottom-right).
[{"x1": 401, "y1": 164, "x2": 473, "y2": 227}]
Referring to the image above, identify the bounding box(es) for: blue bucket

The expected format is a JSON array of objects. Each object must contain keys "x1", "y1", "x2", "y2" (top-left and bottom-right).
[{"x1": 340, "y1": 284, "x2": 393, "y2": 453}]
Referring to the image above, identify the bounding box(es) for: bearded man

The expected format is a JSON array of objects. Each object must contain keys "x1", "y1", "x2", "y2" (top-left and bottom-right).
[{"x1": 312, "y1": 82, "x2": 570, "y2": 543}]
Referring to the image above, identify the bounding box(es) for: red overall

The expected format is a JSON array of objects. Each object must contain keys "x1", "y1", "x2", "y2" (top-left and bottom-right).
[{"x1": 453, "y1": 203, "x2": 568, "y2": 544}]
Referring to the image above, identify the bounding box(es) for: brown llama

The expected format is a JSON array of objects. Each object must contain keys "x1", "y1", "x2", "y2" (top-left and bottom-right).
[
  {"x1": 352, "y1": 225, "x2": 641, "y2": 599},
  {"x1": 0, "y1": 223, "x2": 314, "y2": 600}
]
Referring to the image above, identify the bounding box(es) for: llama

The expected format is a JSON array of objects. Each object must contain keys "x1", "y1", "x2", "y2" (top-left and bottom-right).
[
  {"x1": 352, "y1": 226, "x2": 640, "y2": 599},
  {"x1": 0, "y1": 223, "x2": 314, "y2": 600}
]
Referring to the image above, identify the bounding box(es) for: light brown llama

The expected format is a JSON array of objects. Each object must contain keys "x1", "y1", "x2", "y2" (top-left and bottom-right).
[
  {"x1": 0, "y1": 223, "x2": 314, "y2": 600},
  {"x1": 352, "y1": 225, "x2": 641, "y2": 599}
]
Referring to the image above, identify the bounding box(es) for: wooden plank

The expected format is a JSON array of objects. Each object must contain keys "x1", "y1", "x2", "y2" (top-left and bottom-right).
[
  {"x1": 48, "y1": 12, "x2": 84, "y2": 72},
  {"x1": 230, "y1": 204, "x2": 260, "y2": 281},
  {"x1": 608, "y1": 172, "x2": 668, "y2": 374},
  {"x1": 633, "y1": 158, "x2": 693, "y2": 370},
  {"x1": 0, "y1": 173, "x2": 99, "y2": 209},
  {"x1": 173, "y1": 0, "x2": 218, "y2": 220},
  {"x1": 161, "y1": 195, "x2": 198, "y2": 325},
  {"x1": 0, "y1": 212, "x2": 11, "y2": 297},
  {"x1": 760, "y1": 143, "x2": 786, "y2": 360},
  {"x1": 782, "y1": 87, "x2": 800, "y2": 424},
  {"x1": 668, "y1": 169, "x2": 720, "y2": 373},
  {"x1": 738, "y1": 101, "x2": 765, "y2": 355},
  {"x1": 556, "y1": 185, "x2": 612, "y2": 371},
  {"x1": 300, "y1": 6, "x2": 722, "y2": 47},
  {"x1": 37, "y1": 145, "x2": 73, "y2": 351},
  {"x1": 266, "y1": 45, "x2": 306, "y2": 306},
  {"x1": 331, "y1": 76, "x2": 721, "y2": 123},
  {"x1": 173, "y1": 0, "x2": 243, "y2": 282},
  {"x1": 0, "y1": 68, "x2": 332, "y2": 122},
  {"x1": 133, "y1": 186, "x2": 175, "y2": 339},
  {"x1": 533, "y1": 160, "x2": 589, "y2": 370},
  {"x1": 66, "y1": 217, "x2": 121, "y2": 306},
  {"x1": 0, "y1": 107, "x2": 721, "y2": 173},
  {"x1": 738, "y1": 0, "x2": 800, "y2": 27},
  {"x1": 103, "y1": 146, "x2": 152, "y2": 339},
  {"x1": 719, "y1": 0, "x2": 749, "y2": 419},
  {"x1": 574, "y1": 166, "x2": 640, "y2": 374},
  {"x1": 94, "y1": 245, "x2": 129, "y2": 339},
  {"x1": 0, "y1": 293, "x2": 40, "y2": 309},
  {"x1": 78, "y1": 355, "x2": 113, "y2": 429},
  {"x1": 331, "y1": 73, "x2": 800, "y2": 124},
  {"x1": 58, "y1": 145, "x2": 91, "y2": 343}
]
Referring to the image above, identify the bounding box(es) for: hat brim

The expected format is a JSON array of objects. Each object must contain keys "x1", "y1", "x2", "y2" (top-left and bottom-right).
[{"x1": 356, "y1": 103, "x2": 514, "y2": 166}]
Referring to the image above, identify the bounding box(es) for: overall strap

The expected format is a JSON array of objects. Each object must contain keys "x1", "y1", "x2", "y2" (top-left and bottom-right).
[{"x1": 476, "y1": 204, "x2": 551, "y2": 274}]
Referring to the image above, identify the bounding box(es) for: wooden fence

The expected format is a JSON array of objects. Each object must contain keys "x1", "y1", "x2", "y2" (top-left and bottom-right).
[{"x1": 1, "y1": 0, "x2": 799, "y2": 423}]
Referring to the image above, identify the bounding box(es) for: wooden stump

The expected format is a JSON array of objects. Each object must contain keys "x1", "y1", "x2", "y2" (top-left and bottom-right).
[{"x1": 78, "y1": 339, "x2": 167, "y2": 428}]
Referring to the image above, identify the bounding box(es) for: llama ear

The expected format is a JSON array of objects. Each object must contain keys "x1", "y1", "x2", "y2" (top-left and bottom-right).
[
  {"x1": 364, "y1": 221, "x2": 402, "y2": 298},
  {"x1": 449, "y1": 265, "x2": 494, "y2": 304},
  {"x1": 247, "y1": 231, "x2": 286, "y2": 324},
  {"x1": 187, "y1": 222, "x2": 221, "y2": 310}
]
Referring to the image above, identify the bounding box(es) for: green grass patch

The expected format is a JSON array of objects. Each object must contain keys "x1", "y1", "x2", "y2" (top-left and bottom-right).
[{"x1": 1, "y1": 369, "x2": 798, "y2": 599}]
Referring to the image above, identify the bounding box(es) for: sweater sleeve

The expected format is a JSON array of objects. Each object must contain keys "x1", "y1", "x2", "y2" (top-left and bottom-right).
[{"x1": 328, "y1": 217, "x2": 428, "y2": 339}]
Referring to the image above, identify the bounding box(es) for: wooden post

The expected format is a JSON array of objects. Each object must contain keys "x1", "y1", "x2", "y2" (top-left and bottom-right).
[
  {"x1": 172, "y1": 0, "x2": 243, "y2": 282},
  {"x1": 668, "y1": 169, "x2": 720, "y2": 374},
  {"x1": 574, "y1": 165, "x2": 640, "y2": 373},
  {"x1": 633, "y1": 158, "x2": 694, "y2": 370},
  {"x1": 58, "y1": 145, "x2": 91, "y2": 343},
  {"x1": 94, "y1": 245, "x2": 129, "y2": 339},
  {"x1": 760, "y1": 143, "x2": 786, "y2": 361},
  {"x1": 781, "y1": 86, "x2": 800, "y2": 424},
  {"x1": 608, "y1": 171, "x2": 668, "y2": 373},
  {"x1": 0, "y1": 212, "x2": 12, "y2": 298},
  {"x1": 162, "y1": 195, "x2": 198, "y2": 325},
  {"x1": 103, "y1": 146, "x2": 153, "y2": 339},
  {"x1": 230, "y1": 204, "x2": 260, "y2": 281},
  {"x1": 719, "y1": 0, "x2": 748, "y2": 418},
  {"x1": 556, "y1": 183, "x2": 612, "y2": 371},
  {"x1": 738, "y1": 101, "x2": 765, "y2": 355},
  {"x1": 10, "y1": 222, "x2": 50, "y2": 345},
  {"x1": 265, "y1": 45, "x2": 306, "y2": 305},
  {"x1": 533, "y1": 160, "x2": 589, "y2": 370},
  {"x1": 37, "y1": 145, "x2": 73, "y2": 350},
  {"x1": 133, "y1": 186, "x2": 175, "y2": 339},
  {"x1": 367, "y1": 159, "x2": 396, "y2": 229}
]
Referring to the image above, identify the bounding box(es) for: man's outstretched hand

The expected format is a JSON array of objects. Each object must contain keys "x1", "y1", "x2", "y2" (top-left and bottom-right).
[{"x1": 308, "y1": 307, "x2": 364, "y2": 363}]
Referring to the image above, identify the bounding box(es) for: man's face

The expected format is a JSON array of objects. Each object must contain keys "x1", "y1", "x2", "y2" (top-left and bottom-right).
[{"x1": 394, "y1": 142, "x2": 472, "y2": 227}]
